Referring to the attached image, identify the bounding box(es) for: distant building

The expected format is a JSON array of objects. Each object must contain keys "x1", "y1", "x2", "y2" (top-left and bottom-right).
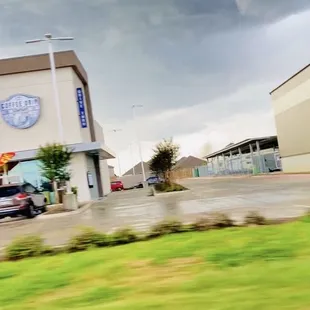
[
  {"x1": 123, "y1": 161, "x2": 151, "y2": 176},
  {"x1": 203, "y1": 136, "x2": 280, "y2": 174}
]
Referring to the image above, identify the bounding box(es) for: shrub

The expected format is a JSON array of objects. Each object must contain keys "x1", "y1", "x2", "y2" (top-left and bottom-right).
[
  {"x1": 5, "y1": 235, "x2": 45, "y2": 261},
  {"x1": 148, "y1": 219, "x2": 184, "y2": 238},
  {"x1": 244, "y1": 211, "x2": 266, "y2": 226},
  {"x1": 180, "y1": 223, "x2": 196, "y2": 232},
  {"x1": 71, "y1": 186, "x2": 78, "y2": 196},
  {"x1": 41, "y1": 245, "x2": 66, "y2": 256},
  {"x1": 193, "y1": 216, "x2": 212, "y2": 231},
  {"x1": 208, "y1": 212, "x2": 234, "y2": 228},
  {"x1": 111, "y1": 228, "x2": 138, "y2": 245},
  {"x1": 154, "y1": 182, "x2": 186, "y2": 193},
  {"x1": 67, "y1": 227, "x2": 109, "y2": 252}
]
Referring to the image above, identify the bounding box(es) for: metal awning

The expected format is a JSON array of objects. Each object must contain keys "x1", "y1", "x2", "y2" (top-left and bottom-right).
[{"x1": 9, "y1": 141, "x2": 115, "y2": 162}]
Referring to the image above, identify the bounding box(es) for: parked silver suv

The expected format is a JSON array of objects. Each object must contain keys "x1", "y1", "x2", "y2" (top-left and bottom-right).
[{"x1": 0, "y1": 183, "x2": 47, "y2": 219}]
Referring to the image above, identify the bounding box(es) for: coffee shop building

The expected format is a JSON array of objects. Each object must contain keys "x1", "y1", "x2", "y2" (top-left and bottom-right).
[{"x1": 0, "y1": 50, "x2": 115, "y2": 202}]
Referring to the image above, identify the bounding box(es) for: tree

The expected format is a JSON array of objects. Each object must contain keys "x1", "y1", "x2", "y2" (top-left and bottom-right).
[
  {"x1": 149, "y1": 138, "x2": 180, "y2": 183},
  {"x1": 36, "y1": 143, "x2": 72, "y2": 202}
]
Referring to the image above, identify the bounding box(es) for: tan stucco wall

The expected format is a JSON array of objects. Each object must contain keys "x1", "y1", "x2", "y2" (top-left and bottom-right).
[
  {"x1": 70, "y1": 153, "x2": 91, "y2": 202},
  {"x1": 0, "y1": 67, "x2": 92, "y2": 153},
  {"x1": 100, "y1": 159, "x2": 111, "y2": 195},
  {"x1": 93, "y1": 120, "x2": 111, "y2": 195},
  {"x1": 93, "y1": 120, "x2": 105, "y2": 143},
  {"x1": 281, "y1": 153, "x2": 310, "y2": 173},
  {"x1": 271, "y1": 66, "x2": 310, "y2": 166}
]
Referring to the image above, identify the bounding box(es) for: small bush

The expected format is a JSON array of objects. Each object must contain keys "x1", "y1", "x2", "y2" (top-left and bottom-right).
[
  {"x1": 244, "y1": 211, "x2": 266, "y2": 226},
  {"x1": 5, "y1": 235, "x2": 45, "y2": 261},
  {"x1": 71, "y1": 186, "x2": 78, "y2": 196},
  {"x1": 41, "y1": 245, "x2": 66, "y2": 256},
  {"x1": 180, "y1": 223, "x2": 196, "y2": 232},
  {"x1": 148, "y1": 219, "x2": 184, "y2": 238},
  {"x1": 193, "y1": 216, "x2": 212, "y2": 231},
  {"x1": 208, "y1": 212, "x2": 234, "y2": 228},
  {"x1": 154, "y1": 182, "x2": 186, "y2": 193},
  {"x1": 67, "y1": 227, "x2": 109, "y2": 252},
  {"x1": 111, "y1": 228, "x2": 138, "y2": 245}
]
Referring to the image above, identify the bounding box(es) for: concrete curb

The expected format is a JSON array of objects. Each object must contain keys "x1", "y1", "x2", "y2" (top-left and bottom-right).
[
  {"x1": 35, "y1": 201, "x2": 94, "y2": 220},
  {"x1": 153, "y1": 189, "x2": 190, "y2": 197}
]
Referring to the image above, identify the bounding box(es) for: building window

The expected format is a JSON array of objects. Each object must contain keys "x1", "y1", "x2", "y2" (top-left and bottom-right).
[{"x1": 9, "y1": 160, "x2": 48, "y2": 187}]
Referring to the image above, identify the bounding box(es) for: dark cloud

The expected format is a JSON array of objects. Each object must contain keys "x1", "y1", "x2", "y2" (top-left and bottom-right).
[{"x1": 0, "y1": 0, "x2": 309, "y2": 131}]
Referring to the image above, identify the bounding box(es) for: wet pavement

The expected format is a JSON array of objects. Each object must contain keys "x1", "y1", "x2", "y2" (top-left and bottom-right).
[{"x1": 1, "y1": 174, "x2": 310, "y2": 248}]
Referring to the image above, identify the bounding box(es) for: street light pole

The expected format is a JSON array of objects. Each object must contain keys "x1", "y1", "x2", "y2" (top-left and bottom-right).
[
  {"x1": 26, "y1": 33, "x2": 74, "y2": 142},
  {"x1": 26, "y1": 34, "x2": 74, "y2": 197},
  {"x1": 132, "y1": 105, "x2": 146, "y2": 182}
]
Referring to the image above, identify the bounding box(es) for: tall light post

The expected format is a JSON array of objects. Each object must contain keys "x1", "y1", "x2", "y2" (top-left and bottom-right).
[
  {"x1": 110, "y1": 129, "x2": 123, "y2": 177},
  {"x1": 26, "y1": 33, "x2": 74, "y2": 142},
  {"x1": 132, "y1": 105, "x2": 146, "y2": 182}
]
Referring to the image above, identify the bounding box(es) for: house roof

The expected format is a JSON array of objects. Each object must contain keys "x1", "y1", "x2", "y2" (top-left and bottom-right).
[
  {"x1": 174, "y1": 156, "x2": 207, "y2": 170},
  {"x1": 123, "y1": 161, "x2": 150, "y2": 176}
]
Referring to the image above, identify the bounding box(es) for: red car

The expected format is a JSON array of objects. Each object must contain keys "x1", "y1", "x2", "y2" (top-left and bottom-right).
[{"x1": 111, "y1": 181, "x2": 124, "y2": 192}]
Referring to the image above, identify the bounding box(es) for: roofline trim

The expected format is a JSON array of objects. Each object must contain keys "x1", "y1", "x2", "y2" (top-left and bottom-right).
[
  {"x1": 0, "y1": 50, "x2": 88, "y2": 84},
  {"x1": 270, "y1": 63, "x2": 310, "y2": 94}
]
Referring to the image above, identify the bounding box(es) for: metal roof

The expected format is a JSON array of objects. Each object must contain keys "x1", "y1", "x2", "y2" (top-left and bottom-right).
[{"x1": 204, "y1": 136, "x2": 278, "y2": 159}]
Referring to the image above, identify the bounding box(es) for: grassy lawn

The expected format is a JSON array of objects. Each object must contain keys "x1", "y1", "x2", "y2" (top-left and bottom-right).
[{"x1": 2, "y1": 219, "x2": 310, "y2": 309}]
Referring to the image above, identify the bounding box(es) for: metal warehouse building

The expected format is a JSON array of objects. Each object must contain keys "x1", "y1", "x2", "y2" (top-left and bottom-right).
[{"x1": 202, "y1": 136, "x2": 281, "y2": 176}]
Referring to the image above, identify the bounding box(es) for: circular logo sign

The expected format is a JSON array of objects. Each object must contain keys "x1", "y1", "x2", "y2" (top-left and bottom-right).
[{"x1": 0, "y1": 94, "x2": 40, "y2": 129}]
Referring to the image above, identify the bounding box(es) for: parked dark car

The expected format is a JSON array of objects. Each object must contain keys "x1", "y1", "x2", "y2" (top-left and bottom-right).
[
  {"x1": 147, "y1": 176, "x2": 164, "y2": 185},
  {"x1": 111, "y1": 181, "x2": 124, "y2": 192},
  {"x1": 134, "y1": 176, "x2": 164, "y2": 188},
  {"x1": 0, "y1": 183, "x2": 47, "y2": 219}
]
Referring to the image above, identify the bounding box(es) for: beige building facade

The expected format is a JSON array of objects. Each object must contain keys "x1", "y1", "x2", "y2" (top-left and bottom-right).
[
  {"x1": 0, "y1": 51, "x2": 114, "y2": 201},
  {"x1": 270, "y1": 64, "x2": 310, "y2": 173}
]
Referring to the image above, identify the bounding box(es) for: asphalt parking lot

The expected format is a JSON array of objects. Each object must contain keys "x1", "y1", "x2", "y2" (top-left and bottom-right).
[
  {"x1": 102, "y1": 174, "x2": 310, "y2": 229},
  {"x1": 0, "y1": 174, "x2": 310, "y2": 248}
]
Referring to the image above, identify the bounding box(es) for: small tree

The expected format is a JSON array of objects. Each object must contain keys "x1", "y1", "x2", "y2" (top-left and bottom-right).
[
  {"x1": 149, "y1": 138, "x2": 180, "y2": 183},
  {"x1": 37, "y1": 143, "x2": 72, "y2": 202}
]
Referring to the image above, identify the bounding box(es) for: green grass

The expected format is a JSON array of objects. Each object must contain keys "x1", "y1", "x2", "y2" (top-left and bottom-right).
[{"x1": 2, "y1": 220, "x2": 310, "y2": 309}]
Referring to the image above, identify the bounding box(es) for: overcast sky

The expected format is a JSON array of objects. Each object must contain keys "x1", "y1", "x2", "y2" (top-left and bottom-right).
[{"x1": 1, "y1": 0, "x2": 310, "y2": 175}]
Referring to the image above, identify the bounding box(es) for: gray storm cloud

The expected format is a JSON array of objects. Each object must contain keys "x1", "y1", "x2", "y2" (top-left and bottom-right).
[{"x1": 0, "y1": 0, "x2": 309, "y2": 141}]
